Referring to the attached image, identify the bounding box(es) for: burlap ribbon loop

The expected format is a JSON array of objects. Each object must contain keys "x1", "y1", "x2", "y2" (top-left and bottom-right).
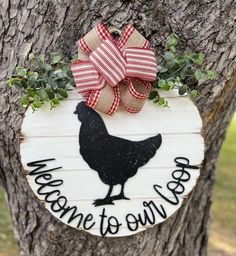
[{"x1": 70, "y1": 22, "x2": 157, "y2": 115}]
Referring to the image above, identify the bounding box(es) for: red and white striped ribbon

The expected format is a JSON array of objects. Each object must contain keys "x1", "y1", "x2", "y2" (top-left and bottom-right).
[
  {"x1": 90, "y1": 39, "x2": 126, "y2": 87},
  {"x1": 124, "y1": 47, "x2": 157, "y2": 81},
  {"x1": 70, "y1": 22, "x2": 157, "y2": 115},
  {"x1": 72, "y1": 40, "x2": 156, "y2": 92},
  {"x1": 70, "y1": 61, "x2": 101, "y2": 92}
]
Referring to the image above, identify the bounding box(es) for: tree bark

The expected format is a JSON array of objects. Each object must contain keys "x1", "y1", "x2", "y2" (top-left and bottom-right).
[{"x1": 0, "y1": 0, "x2": 235, "y2": 255}]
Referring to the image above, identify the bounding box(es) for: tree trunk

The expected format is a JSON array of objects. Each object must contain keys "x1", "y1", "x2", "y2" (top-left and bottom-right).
[{"x1": 0, "y1": 0, "x2": 235, "y2": 255}]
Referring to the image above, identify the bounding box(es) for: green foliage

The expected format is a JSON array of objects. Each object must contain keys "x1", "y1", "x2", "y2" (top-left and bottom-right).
[
  {"x1": 150, "y1": 33, "x2": 218, "y2": 106},
  {"x1": 8, "y1": 34, "x2": 218, "y2": 111},
  {"x1": 7, "y1": 52, "x2": 76, "y2": 111}
]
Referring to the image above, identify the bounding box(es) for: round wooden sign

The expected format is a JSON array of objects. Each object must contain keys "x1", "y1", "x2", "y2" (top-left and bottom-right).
[{"x1": 20, "y1": 90, "x2": 204, "y2": 237}]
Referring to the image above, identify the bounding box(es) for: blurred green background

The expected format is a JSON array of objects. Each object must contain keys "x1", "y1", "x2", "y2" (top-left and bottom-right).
[
  {"x1": 0, "y1": 116, "x2": 235, "y2": 256},
  {"x1": 209, "y1": 116, "x2": 236, "y2": 256}
]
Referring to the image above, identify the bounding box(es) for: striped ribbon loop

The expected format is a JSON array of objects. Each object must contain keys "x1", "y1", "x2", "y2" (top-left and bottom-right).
[
  {"x1": 70, "y1": 61, "x2": 101, "y2": 93},
  {"x1": 124, "y1": 48, "x2": 157, "y2": 81},
  {"x1": 89, "y1": 39, "x2": 126, "y2": 87},
  {"x1": 70, "y1": 22, "x2": 157, "y2": 115}
]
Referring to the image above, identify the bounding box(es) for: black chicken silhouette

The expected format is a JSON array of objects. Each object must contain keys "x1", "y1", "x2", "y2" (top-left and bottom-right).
[{"x1": 74, "y1": 102, "x2": 162, "y2": 207}]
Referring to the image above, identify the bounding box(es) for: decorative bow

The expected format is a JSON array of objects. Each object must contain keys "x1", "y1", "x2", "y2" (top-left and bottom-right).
[{"x1": 70, "y1": 23, "x2": 157, "y2": 115}]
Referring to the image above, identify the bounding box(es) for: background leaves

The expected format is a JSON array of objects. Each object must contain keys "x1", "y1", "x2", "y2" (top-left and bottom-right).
[
  {"x1": 7, "y1": 53, "x2": 76, "y2": 111},
  {"x1": 149, "y1": 34, "x2": 218, "y2": 106}
]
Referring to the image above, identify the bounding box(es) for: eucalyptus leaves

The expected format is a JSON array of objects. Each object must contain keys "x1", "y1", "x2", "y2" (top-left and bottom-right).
[
  {"x1": 149, "y1": 34, "x2": 217, "y2": 106},
  {"x1": 7, "y1": 34, "x2": 217, "y2": 111},
  {"x1": 7, "y1": 53, "x2": 75, "y2": 111}
]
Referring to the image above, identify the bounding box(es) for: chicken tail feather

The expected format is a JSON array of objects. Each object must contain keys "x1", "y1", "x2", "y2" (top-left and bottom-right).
[{"x1": 147, "y1": 134, "x2": 162, "y2": 152}]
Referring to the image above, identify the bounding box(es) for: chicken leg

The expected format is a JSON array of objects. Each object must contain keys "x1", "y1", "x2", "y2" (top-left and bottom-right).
[
  {"x1": 110, "y1": 184, "x2": 130, "y2": 201},
  {"x1": 93, "y1": 185, "x2": 115, "y2": 206}
]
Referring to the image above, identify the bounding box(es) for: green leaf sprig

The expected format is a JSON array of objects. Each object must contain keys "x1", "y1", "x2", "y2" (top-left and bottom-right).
[
  {"x1": 8, "y1": 53, "x2": 76, "y2": 111},
  {"x1": 149, "y1": 34, "x2": 218, "y2": 106}
]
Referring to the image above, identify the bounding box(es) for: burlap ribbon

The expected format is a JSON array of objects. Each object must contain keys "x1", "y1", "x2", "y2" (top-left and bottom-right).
[{"x1": 70, "y1": 22, "x2": 157, "y2": 115}]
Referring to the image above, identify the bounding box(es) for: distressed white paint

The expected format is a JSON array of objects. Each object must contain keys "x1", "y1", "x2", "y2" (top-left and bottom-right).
[{"x1": 20, "y1": 89, "x2": 204, "y2": 237}]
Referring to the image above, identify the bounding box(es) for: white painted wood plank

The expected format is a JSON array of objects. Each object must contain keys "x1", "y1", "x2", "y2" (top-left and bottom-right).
[
  {"x1": 21, "y1": 97, "x2": 202, "y2": 137},
  {"x1": 21, "y1": 133, "x2": 204, "y2": 171}
]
